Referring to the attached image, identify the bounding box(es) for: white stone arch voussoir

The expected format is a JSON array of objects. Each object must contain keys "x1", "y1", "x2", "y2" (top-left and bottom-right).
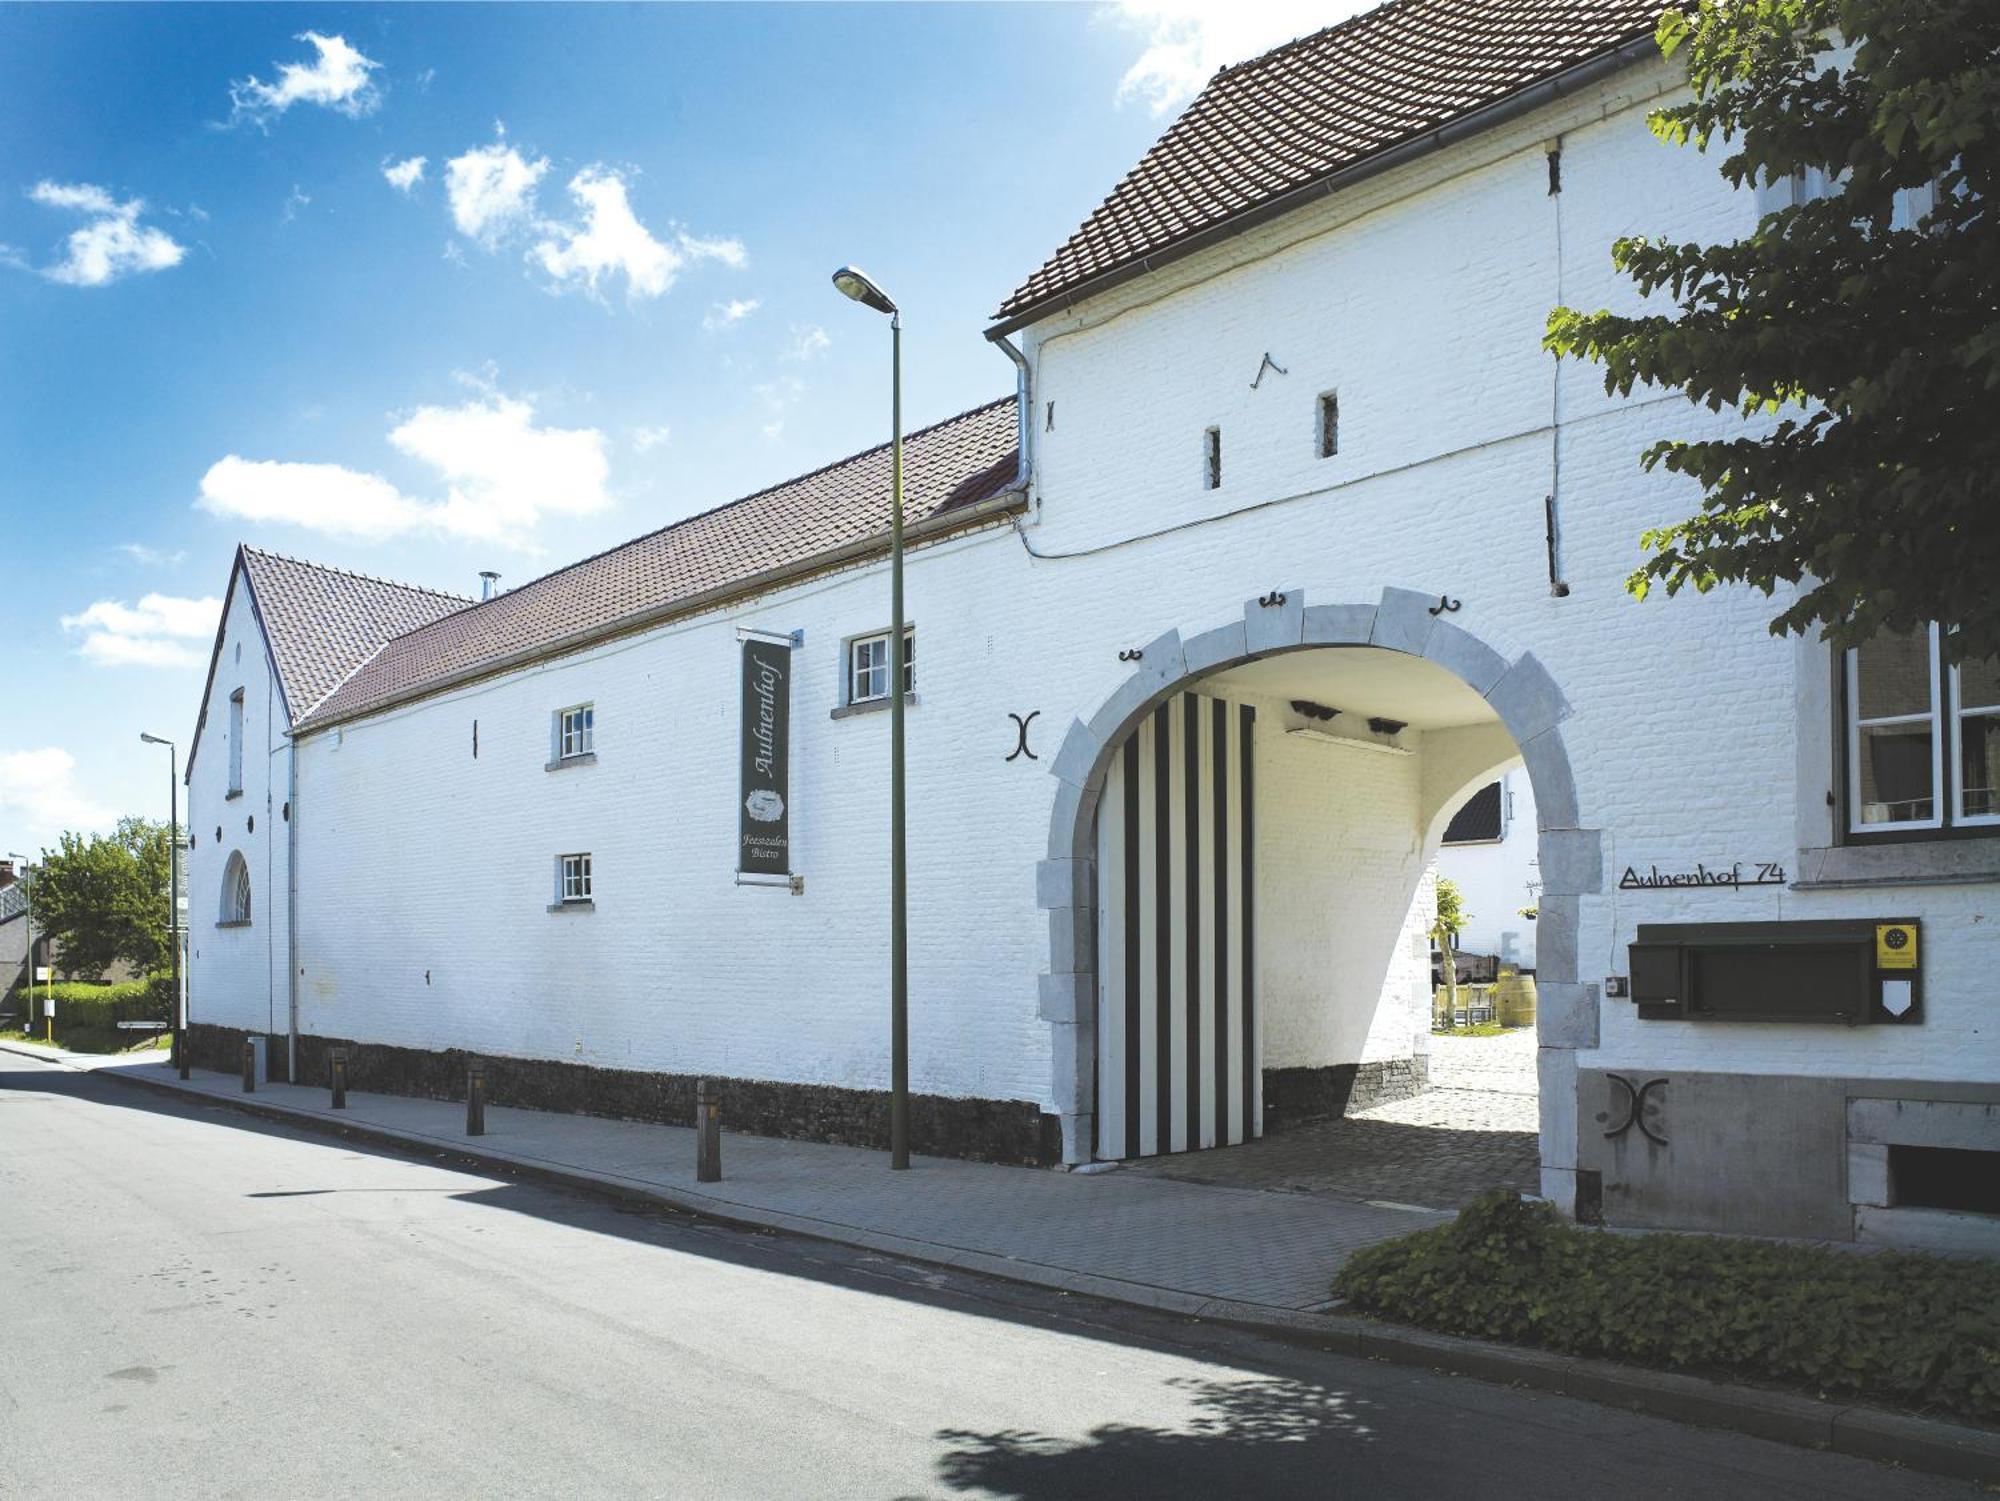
[{"x1": 1034, "y1": 586, "x2": 1604, "y2": 1209}]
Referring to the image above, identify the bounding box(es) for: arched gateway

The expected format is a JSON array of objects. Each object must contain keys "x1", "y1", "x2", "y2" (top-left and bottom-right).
[{"x1": 1036, "y1": 586, "x2": 1604, "y2": 1214}]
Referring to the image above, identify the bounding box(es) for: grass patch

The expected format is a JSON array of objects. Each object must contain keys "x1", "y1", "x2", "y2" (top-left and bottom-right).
[
  {"x1": 1431, "y1": 1022, "x2": 1515, "y2": 1037},
  {"x1": 1334, "y1": 1189, "x2": 2000, "y2": 1425}
]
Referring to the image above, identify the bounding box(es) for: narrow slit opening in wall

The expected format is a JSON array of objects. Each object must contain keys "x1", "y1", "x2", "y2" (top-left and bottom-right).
[
  {"x1": 1889, "y1": 1145, "x2": 2000, "y2": 1215},
  {"x1": 1317, "y1": 392, "x2": 1338, "y2": 458},
  {"x1": 1203, "y1": 426, "x2": 1221, "y2": 490}
]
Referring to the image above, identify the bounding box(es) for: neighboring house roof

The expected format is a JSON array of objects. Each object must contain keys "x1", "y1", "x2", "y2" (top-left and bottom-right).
[
  {"x1": 992, "y1": 0, "x2": 1661, "y2": 328},
  {"x1": 298, "y1": 393, "x2": 1021, "y2": 730},
  {"x1": 186, "y1": 548, "x2": 472, "y2": 779},
  {"x1": 0, "y1": 884, "x2": 26, "y2": 925}
]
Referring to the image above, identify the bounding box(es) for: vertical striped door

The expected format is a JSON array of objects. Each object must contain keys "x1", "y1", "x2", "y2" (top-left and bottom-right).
[{"x1": 1095, "y1": 691, "x2": 1258, "y2": 1159}]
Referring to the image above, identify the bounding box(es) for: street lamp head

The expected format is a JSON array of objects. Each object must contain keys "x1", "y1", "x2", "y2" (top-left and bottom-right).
[
  {"x1": 139, "y1": 732, "x2": 172, "y2": 747},
  {"x1": 831, "y1": 265, "x2": 897, "y2": 317}
]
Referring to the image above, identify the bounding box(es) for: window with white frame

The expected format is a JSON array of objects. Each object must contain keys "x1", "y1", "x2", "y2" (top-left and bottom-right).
[
  {"x1": 849, "y1": 629, "x2": 914, "y2": 706},
  {"x1": 1845, "y1": 625, "x2": 2000, "y2": 836},
  {"x1": 227, "y1": 688, "x2": 244, "y2": 795},
  {"x1": 556, "y1": 703, "x2": 594, "y2": 760},
  {"x1": 557, "y1": 852, "x2": 593, "y2": 904}
]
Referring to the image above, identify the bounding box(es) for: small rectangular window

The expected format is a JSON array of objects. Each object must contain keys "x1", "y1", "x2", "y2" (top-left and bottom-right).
[
  {"x1": 227, "y1": 689, "x2": 245, "y2": 794},
  {"x1": 558, "y1": 853, "x2": 593, "y2": 904},
  {"x1": 849, "y1": 629, "x2": 914, "y2": 705},
  {"x1": 1203, "y1": 427, "x2": 1222, "y2": 490},
  {"x1": 1317, "y1": 392, "x2": 1339, "y2": 458},
  {"x1": 1955, "y1": 651, "x2": 2000, "y2": 825},
  {"x1": 557, "y1": 703, "x2": 594, "y2": 760}
]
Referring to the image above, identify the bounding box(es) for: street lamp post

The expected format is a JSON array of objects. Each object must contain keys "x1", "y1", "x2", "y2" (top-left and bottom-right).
[
  {"x1": 831, "y1": 264, "x2": 909, "y2": 1171},
  {"x1": 139, "y1": 734, "x2": 184, "y2": 1075}
]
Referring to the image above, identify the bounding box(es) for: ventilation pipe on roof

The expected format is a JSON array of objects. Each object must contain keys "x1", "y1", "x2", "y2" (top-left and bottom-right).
[
  {"x1": 479, "y1": 571, "x2": 501, "y2": 601},
  {"x1": 985, "y1": 330, "x2": 1033, "y2": 505}
]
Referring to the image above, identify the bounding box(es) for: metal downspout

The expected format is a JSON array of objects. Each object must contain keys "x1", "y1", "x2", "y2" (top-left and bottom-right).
[
  {"x1": 286, "y1": 734, "x2": 299, "y2": 1082},
  {"x1": 986, "y1": 330, "x2": 1033, "y2": 498}
]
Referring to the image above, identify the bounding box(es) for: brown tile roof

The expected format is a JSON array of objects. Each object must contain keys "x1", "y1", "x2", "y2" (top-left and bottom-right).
[
  {"x1": 994, "y1": 0, "x2": 1661, "y2": 325},
  {"x1": 298, "y1": 394, "x2": 1020, "y2": 729},
  {"x1": 241, "y1": 548, "x2": 473, "y2": 722}
]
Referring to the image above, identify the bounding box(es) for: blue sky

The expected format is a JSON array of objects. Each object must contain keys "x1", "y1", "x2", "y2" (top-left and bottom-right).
[{"x1": 0, "y1": 1, "x2": 1349, "y2": 853}]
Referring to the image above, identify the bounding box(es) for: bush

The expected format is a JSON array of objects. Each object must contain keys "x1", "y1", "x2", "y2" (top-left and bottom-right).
[
  {"x1": 1333, "y1": 1189, "x2": 2000, "y2": 1424},
  {"x1": 15, "y1": 976, "x2": 171, "y2": 1042}
]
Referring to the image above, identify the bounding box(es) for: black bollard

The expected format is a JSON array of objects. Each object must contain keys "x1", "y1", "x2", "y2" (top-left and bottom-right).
[
  {"x1": 177, "y1": 1030, "x2": 189, "y2": 1081},
  {"x1": 330, "y1": 1049, "x2": 348, "y2": 1110},
  {"x1": 241, "y1": 1037, "x2": 256, "y2": 1093},
  {"x1": 696, "y1": 1079, "x2": 721, "y2": 1183},
  {"x1": 466, "y1": 1060, "x2": 486, "y2": 1136}
]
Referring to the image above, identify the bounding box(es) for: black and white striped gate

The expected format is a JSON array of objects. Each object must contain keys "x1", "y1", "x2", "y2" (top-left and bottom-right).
[{"x1": 1095, "y1": 690, "x2": 1258, "y2": 1159}]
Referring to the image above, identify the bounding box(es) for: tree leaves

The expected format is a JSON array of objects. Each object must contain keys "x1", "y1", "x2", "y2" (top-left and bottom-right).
[
  {"x1": 24, "y1": 817, "x2": 174, "y2": 981},
  {"x1": 1547, "y1": 0, "x2": 2000, "y2": 658}
]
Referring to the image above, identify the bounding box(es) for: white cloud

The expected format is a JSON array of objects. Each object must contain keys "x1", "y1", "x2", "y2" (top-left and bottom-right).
[
  {"x1": 1112, "y1": 2, "x2": 1361, "y2": 115},
  {"x1": 445, "y1": 134, "x2": 548, "y2": 246},
  {"x1": 532, "y1": 167, "x2": 676, "y2": 299},
  {"x1": 281, "y1": 184, "x2": 312, "y2": 223},
  {"x1": 196, "y1": 457, "x2": 429, "y2": 542},
  {"x1": 383, "y1": 155, "x2": 427, "y2": 193},
  {"x1": 196, "y1": 385, "x2": 610, "y2": 551},
  {"x1": 754, "y1": 375, "x2": 804, "y2": 442},
  {"x1": 783, "y1": 324, "x2": 831, "y2": 362},
  {"x1": 676, "y1": 231, "x2": 746, "y2": 269},
  {"x1": 119, "y1": 543, "x2": 187, "y2": 566},
  {"x1": 0, "y1": 748, "x2": 116, "y2": 850},
  {"x1": 703, "y1": 297, "x2": 759, "y2": 330},
  {"x1": 24, "y1": 180, "x2": 185, "y2": 287},
  {"x1": 632, "y1": 424, "x2": 671, "y2": 453},
  {"x1": 390, "y1": 390, "x2": 611, "y2": 543},
  {"x1": 230, "y1": 31, "x2": 381, "y2": 125},
  {"x1": 60, "y1": 593, "x2": 221, "y2": 669}
]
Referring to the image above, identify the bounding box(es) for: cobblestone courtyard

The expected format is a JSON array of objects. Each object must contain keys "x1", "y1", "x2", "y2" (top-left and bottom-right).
[{"x1": 1127, "y1": 1029, "x2": 1540, "y2": 1209}]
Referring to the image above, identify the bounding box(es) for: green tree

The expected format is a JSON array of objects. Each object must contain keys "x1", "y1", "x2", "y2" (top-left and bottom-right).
[
  {"x1": 1430, "y1": 876, "x2": 1471, "y2": 1030},
  {"x1": 28, "y1": 818, "x2": 173, "y2": 980},
  {"x1": 1546, "y1": 0, "x2": 2000, "y2": 658}
]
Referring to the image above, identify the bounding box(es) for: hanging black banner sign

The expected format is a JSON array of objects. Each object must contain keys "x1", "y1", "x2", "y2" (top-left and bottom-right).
[{"x1": 739, "y1": 633, "x2": 792, "y2": 880}]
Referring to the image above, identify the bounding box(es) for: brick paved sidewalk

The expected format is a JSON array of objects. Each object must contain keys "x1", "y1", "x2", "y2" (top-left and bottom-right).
[{"x1": 21, "y1": 1046, "x2": 1448, "y2": 1314}]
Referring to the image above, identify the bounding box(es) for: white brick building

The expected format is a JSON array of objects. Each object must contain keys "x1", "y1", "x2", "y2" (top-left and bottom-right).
[{"x1": 185, "y1": 0, "x2": 2000, "y2": 1246}]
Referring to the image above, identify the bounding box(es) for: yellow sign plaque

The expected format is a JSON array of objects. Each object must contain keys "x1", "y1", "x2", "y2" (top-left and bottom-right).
[{"x1": 1875, "y1": 923, "x2": 1918, "y2": 970}]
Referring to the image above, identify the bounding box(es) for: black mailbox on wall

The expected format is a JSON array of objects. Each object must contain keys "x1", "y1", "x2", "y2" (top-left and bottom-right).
[{"x1": 1629, "y1": 919, "x2": 1920, "y2": 1025}]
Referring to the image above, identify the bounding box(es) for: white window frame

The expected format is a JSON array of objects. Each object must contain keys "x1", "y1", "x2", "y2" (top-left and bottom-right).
[
  {"x1": 221, "y1": 850, "x2": 252, "y2": 925},
  {"x1": 1951, "y1": 653, "x2": 2000, "y2": 829},
  {"x1": 556, "y1": 703, "x2": 594, "y2": 760},
  {"x1": 227, "y1": 688, "x2": 245, "y2": 795},
  {"x1": 848, "y1": 628, "x2": 914, "y2": 706},
  {"x1": 557, "y1": 852, "x2": 593, "y2": 904},
  {"x1": 1845, "y1": 623, "x2": 1944, "y2": 834}
]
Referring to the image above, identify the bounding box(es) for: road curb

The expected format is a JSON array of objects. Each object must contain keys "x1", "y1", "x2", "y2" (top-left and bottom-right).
[{"x1": 18, "y1": 1044, "x2": 1997, "y2": 1484}]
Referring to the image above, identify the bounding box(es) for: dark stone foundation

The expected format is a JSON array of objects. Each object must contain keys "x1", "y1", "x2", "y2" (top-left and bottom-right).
[
  {"x1": 1261, "y1": 1057, "x2": 1429, "y2": 1135},
  {"x1": 184, "y1": 1023, "x2": 1060, "y2": 1167}
]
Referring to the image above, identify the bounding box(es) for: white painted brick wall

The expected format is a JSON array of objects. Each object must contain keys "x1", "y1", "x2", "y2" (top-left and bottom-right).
[
  {"x1": 185, "y1": 569, "x2": 291, "y2": 1038},
  {"x1": 1437, "y1": 771, "x2": 1540, "y2": 968},
  {"x1": 193, "y1": 57, "x2": 1998, "y2": 1120}
]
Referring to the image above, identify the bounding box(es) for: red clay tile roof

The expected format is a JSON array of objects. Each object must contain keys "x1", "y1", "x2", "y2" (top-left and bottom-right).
[
  {"x1": 298, "y1": 394, "x2": 1020, "y2": 728},
  {"x1": 994, "y1": 0, "x2": 1661, "y2": 325},
  {"x1": 241, "y1": 547, "x2": 473, "y2": 722}
]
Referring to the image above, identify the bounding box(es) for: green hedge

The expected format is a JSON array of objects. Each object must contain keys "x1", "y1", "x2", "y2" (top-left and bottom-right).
[
  {"x1": 15, "y1": 976, "x2": 172, "y2": 1034},
  {"x1": 1334, "y1": 1189, "x2": 2000, "y2": 1424}
]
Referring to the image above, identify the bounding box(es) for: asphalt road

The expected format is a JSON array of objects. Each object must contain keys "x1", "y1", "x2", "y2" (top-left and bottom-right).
[{"x1": 0, "y1": 1052, "x2": 1974, "y2": 1499}]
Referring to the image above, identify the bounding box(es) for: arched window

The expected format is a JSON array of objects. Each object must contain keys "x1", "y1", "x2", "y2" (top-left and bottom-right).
[{"x1": 221, "y1": 851, "x2": 252, "y2": 925}]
